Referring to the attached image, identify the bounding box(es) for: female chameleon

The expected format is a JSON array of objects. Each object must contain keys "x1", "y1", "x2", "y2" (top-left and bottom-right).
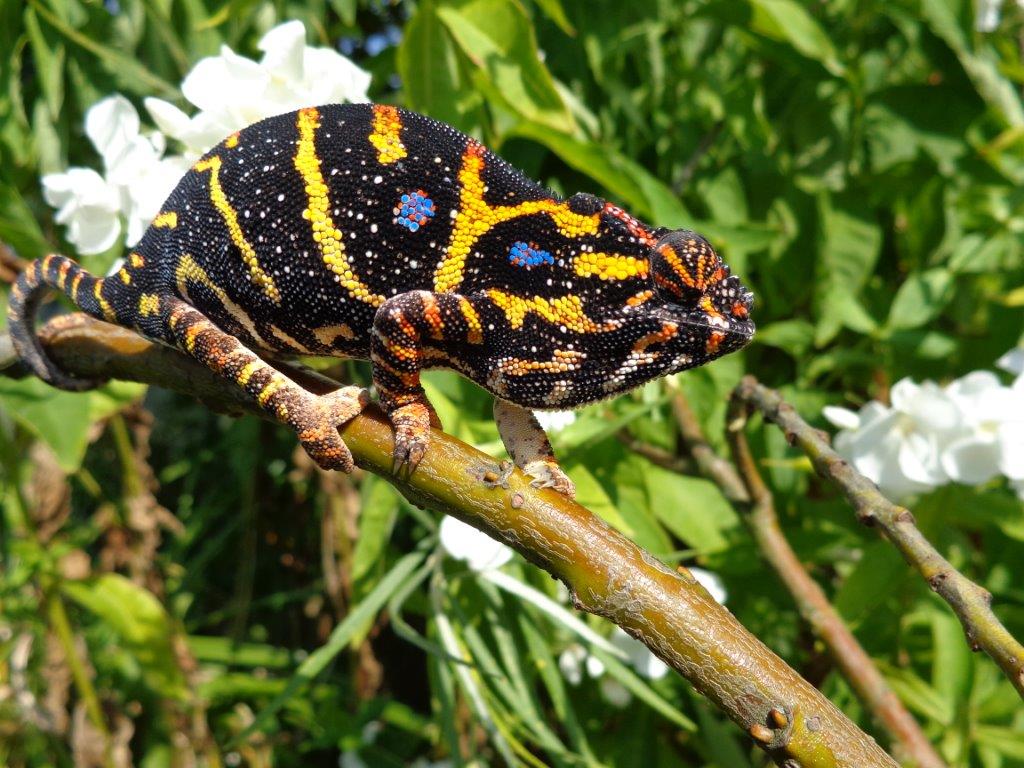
[{"x1": 9, "y1": 103, "x2": 754, "y2": 497}]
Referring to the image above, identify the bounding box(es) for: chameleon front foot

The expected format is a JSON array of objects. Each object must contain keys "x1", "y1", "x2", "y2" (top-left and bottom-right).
[
  {"x1": 524, "y1": 460, "x2": 576, "y2": 498},
  {"x1": 295, "y1": 386, "x2": 369, "y2": 473},
  {"x1": 388, "y1": 399, "x2": 440, "y2": 476}
]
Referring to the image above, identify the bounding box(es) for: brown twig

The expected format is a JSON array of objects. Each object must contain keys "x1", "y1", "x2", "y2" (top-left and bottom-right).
[
  {"x1": 0, "y1": 314, "x2": 902, "y2": 766},
  {"x1": 717, "y1": 392, "x2": 947, "y2": 768},
  {"x1": 730, "y1": 375, "x2": 1024, "y2": 699},
  {"x1": 614, "y1": 429, "x2": 693, "y2": 474}
]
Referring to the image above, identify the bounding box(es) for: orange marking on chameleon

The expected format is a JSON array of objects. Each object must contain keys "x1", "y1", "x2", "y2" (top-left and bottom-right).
[
  {"x1": 603, "y1": 203, "x2": 656, "y2": 246},
  {"x1": 626, "y1": 289, "x2": 655, "y2": 307},
  {"x1": 657, "y1": 243, "x2": 696, "y2": 289},
  {"x1": 421, "y1": 294, "x2": 445, "y2": 340},
  {"x1": 731, "y1": 301, "x2": 749, "y2": 319},
  {"x1": 706, "y1": 330, "x2": 726, "y2": 355},
  {"x1": 699, "y1": 295, "x2": 724, "y2": 320},
  {"x1": 498, "y1": 349, "x2": 585, "y2": 376},
  {"x1": 369, "y1": 104, "x2": 407, "y2": 164},
  {"x1": 434, "y1": 142, "x2": 602, "y2": 293}
]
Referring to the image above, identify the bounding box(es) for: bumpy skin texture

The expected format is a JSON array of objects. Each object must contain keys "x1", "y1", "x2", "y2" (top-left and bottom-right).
[{"x1": 8, "y1": 103, "x2": 755, "y2": 494}]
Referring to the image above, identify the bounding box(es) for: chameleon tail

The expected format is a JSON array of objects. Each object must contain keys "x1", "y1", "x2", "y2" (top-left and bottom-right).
[{"x1": 7, "y1": 253, "x2": 120, "y2": 391}]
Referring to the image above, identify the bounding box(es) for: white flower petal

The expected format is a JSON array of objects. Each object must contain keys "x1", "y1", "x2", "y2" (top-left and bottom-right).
[
  {"x1": 609, "y1": 628, "x2": 668, "y2": 680},
  {"x1": 558, "y1": 645, "x2": 586, "y2": 685},
  {"x1": 997, "y1": 420, "x2": 1024, "y2": 480},
  {"x1": 942, "y1": 435, "x2": 1002, "y2": 485},
  {"x1": 258, "y1": 20, "x2": 307, "y2": 83},
  {"x1": 438, "y1": 516, "x2": 512, "y2": 572},
  {"x1": 996, "y1": 348, "x2": 1024, "y2": 377},
  {"x1": 85, "y1": 95, "x2": 140, "y2": 166},
  {"x1": 534, "y1": 410, "x2": 576, "y2": 432},
  {"x1": 599, "y1": 678, "x2": 632, "y2": 708},
  {"x1": 823, "y1": 406, "x2": 860, "y2": 430},
  {"x1": 144, "y1": 97, "x2": 193, "y2": 140},
  {"x1": 688, "y1": 567, "x2": 727, "y2": 604}
]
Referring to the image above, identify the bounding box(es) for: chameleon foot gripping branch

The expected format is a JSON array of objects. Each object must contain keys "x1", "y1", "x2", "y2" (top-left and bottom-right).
[{"x1": 8, "y1": 103, "x2": 754, "y2": 485}]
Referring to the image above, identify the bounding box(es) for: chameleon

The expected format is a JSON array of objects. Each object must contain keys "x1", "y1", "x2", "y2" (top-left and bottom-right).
[{"x1": 8, "y1": 103, "x2": 754, "y2": 497}]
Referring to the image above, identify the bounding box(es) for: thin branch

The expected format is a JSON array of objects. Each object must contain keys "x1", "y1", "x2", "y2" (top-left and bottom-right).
[
  {"x1": 664, "y1": 384, "x2": 945, "y2": 767},
  {"x1": 1, "y1": 315, "x2": 900, "y2": 767},
  {"x1": 718, "y1": 394, "x2": 947, "y2": 768},
  {"x1": 731, "y1": 375, "x2": 1024, "y2": 699},
  {"x1": 614, "y1": 429, "x2": 693, "y2": 474}
]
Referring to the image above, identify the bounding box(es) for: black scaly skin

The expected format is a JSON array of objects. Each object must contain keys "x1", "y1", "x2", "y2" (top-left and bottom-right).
[{"x1": 8, "y1": 103, "x2": 755, "y2": 492}]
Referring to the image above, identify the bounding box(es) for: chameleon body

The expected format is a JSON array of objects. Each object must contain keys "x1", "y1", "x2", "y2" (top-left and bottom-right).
[{"x1": 9, "y1": 103, "x2": 754, "y2": 496}]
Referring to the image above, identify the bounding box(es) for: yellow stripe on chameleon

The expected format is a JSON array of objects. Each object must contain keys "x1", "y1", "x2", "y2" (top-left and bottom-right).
[
  {"x1": 369, "y1": 104, "x2": 407, "y2": 164},
  {"x1": 174, "y1": 254, "x2": 269, "y2": 347},
  {"x1": 184, "y1": 322, "x2": 202, "y2": 352},
  {"x1": 487, "y1": 289, "x2": 598, "y2": 334},
  {"x1": 295, "y1": 108, "x2": 385, "y2": 307},
  {"x1": 434, "y1": 142, "x2": 603, "y2": 293},
  {"x1": 257, "y1": 378, "x2": 283, "y2": 407},
  {"x1": 129, "y1": 253, "x2": 145, "y2": 268},
  {"x1": 573, "y1": 252, "x2": 649, "y2": 281},
  {"x1": 94, "y1": 281, "x2": 116, "y2": 321},
  {"x1": 458, "y1": 297, "x2": 483, "y2": 344},
  {"x1": 118, "y1": 268, "x2": 132, "y2": 285},
  {"x1": 139, "y1": 293, "x2": 160, "y2": 317},
  {"x1": 237, "y1": 361, "x2": 260, "y2": 387},
  {"x1": 194, "y1": 155, "x2": 281, "y2": 303},
  {"x1": 152, "y1": 211, "x2": 177, "y2": 228},
  {"x1": 70, "y1": 272, "x2": 83, "y2": 303}
]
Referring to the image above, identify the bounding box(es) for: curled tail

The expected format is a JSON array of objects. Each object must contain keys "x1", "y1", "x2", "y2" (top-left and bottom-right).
[{"x1": 7, "y1": 254, "x2": 121, "y2": 391}]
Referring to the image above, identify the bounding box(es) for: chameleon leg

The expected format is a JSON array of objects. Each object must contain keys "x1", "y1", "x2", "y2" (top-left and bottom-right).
[
  {"x1": 371, "y1": 290, "x2": 480, "y2": 473},
  {"x1": 156, "y1": 296, "x2": 368, "y2": 472},
  {"x1": 493, "y1": 399, "x2": 576, "y2": 498}
]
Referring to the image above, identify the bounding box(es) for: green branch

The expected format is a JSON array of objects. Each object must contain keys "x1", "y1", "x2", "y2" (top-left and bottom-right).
[
  {"x1": 730, "y1": 376, "x2": 1024, "y2": 700},
  {"x1": 1, "y1": 315, "x2": 899, "y2": 767}
]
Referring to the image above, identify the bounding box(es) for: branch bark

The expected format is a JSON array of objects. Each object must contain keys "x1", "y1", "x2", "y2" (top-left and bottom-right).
[
  {"x1": 730, "y1": 375, "x2": 1024, "y2": 700},
  {"x1": 1, "y1": 315, "x2": 899, "y2": 767}
]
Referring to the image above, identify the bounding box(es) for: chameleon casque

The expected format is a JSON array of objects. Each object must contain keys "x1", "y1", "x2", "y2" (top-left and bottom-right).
[{"x1": 9, "y1": 103, "x2": 755, "y2": 497}]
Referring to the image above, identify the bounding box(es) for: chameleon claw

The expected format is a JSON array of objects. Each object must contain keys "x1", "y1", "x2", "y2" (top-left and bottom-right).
[{"x1": 524, "y1": 460, "x2": 576, "y2": 498}]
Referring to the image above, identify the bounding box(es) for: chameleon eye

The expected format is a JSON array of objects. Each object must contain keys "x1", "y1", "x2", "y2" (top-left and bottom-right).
[{"x1": 651, "y1": 230, "x2": 720, "y2": 305}]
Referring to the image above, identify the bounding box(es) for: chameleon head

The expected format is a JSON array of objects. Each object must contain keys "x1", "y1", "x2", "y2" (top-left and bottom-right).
[{"x1": 648, "y1": 229, "x2": 755, "y2": 369}]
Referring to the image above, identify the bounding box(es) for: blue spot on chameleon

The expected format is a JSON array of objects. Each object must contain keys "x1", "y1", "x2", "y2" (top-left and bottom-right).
[
  {"x1": 395, "y1": 189, "x2": 435, "y2": 232},
  {"x1": 508, "y1": 241, "x2": 554, "y2": 268}
]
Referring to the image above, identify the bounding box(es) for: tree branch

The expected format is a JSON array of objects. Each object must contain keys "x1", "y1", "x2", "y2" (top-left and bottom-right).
[
  {"x1": 730, "y1": 375, "x2": 1024, "y2": 700},
  {"x1": 709, "y1": 392, "x2": 945, "y2": 768},
  {"x1": 1, "y1": 315, "x2": 899, "y2": 767}
]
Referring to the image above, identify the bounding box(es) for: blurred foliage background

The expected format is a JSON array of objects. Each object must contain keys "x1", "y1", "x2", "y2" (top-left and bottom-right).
[{"x1": 1, "y1": 0, "x2": 1024, "y2": 765}]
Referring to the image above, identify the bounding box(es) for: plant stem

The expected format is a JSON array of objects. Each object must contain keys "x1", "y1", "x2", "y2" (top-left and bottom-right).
[
  {"x1": 730, "y1": 375, "x2": 1024, "y2": 699},
  {"x1": 3, "y1": 315, "x2": 903, "y2": 767}
]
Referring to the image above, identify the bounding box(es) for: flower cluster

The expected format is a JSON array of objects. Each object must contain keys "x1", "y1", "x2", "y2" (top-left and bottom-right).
[
  {"x1": 43, "y1": 21, "x2": 370, "y2": 255},
  {"x1": 824, "y1": 350, "x2": 1024, "y2": 500}
]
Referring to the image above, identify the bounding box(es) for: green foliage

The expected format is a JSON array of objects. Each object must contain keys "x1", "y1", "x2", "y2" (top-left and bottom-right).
[{"x1": 1, "y1": 0, "x2": 1024, "y2": 766}]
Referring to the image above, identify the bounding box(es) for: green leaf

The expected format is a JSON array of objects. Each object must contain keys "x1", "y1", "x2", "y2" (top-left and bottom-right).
[
  {"x1": 234, "y1": 551, "x2": 425, "y2": 745},
  {"x1": 351, "y1": 474, "x2": 400, "y2": 586},
  {"x1": 437, "y1": 0, "x2": 573, "y2": 133},
  {"x1": 748, "y1": 0, "x2": 844, "y2": 76},
  {"x1": 398, "y1": 0, "x2": 470, "y2": 130},
  {"x1": 887, "y1": 268, "x2": 954, "y2": 331},
  {"x1": 754, "y1": 319, "x2": 815, "y2": 357},
  {"x1": 62, "y1": 574, "x2": 188, "y2": 698},
  {"x1": 642, "y1": 466, "x2": 739, "y2": 555},
  {"x1": 833, "y1": 542, "x2": 906, "y2": 624},
  {"x1": 589, "y1": 648, "x2": 696, "y2": 731}
]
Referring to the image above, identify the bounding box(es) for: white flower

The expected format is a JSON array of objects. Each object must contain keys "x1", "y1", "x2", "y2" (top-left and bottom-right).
[
  {"x1": 977, "y1": 0, "x2": 1003, "y2": 31},
  {"x1": 599, "y1": 678, "x2": 632, "y2": 708},
  {"x1": 689, "y1": 567, "x2": 728, "y2": 604},
  {"x1": 825, "y1": 364, "x2": 1024, "y2": 500},
  {"x1": 558, "y1": 643, "x2": 606, "y2": 685},
  {"x1": 609, "y1": 628, "x2": 669, "y2": 681},
  {"x1": 42, "y1": 167, "x2": 121, "y2": 254},
  {"x1": 438, "y1": 516, "x2": 513, "y2": 572},
  {"x1": 145, "y1": 21, "x2": 370, "y2": 157},
  {"x1": 533, "y1": 410, "x2": 576, "y2": 432},
  {"x1": 997, "y1": 347, "x2": 1024, "y2": 379},
  {"x1": 46, "y1": 21, "x2": 371, "y2": 257}
]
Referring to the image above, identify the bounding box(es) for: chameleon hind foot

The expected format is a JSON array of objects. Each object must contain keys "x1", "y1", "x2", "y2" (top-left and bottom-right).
[
  {"x1": 388, "y1": 398, "x2": 441, "y2": 475},
  {"x1": 523, "y1": 460, "x2": 576, "y2": 498},
  {"x1": 295, "y1": 386, "x2": 370, "y2": 473}
]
